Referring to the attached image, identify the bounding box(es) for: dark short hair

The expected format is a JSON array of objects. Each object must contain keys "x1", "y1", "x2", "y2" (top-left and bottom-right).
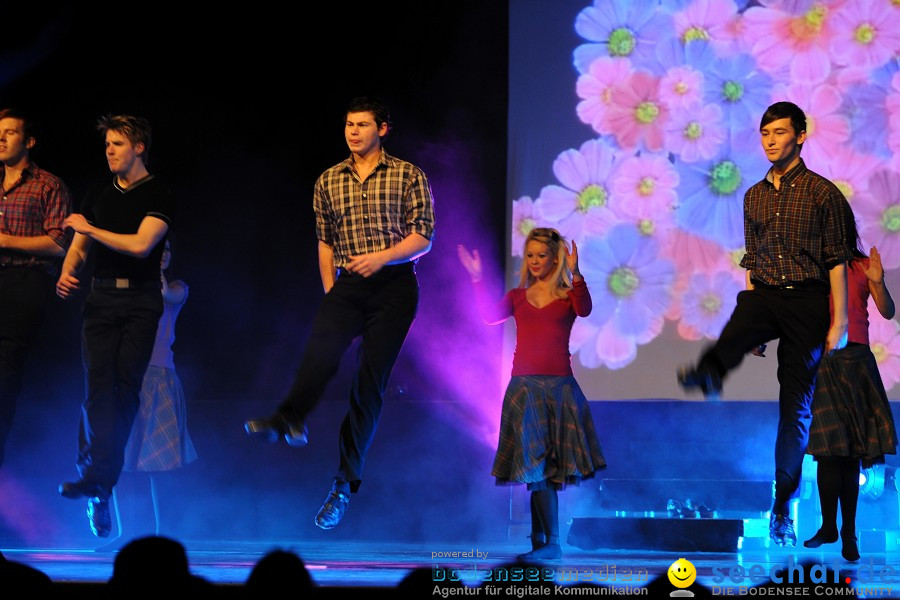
[
  {"x1": 0, "y1": 107, "x2": 41, "y2": 148},
  {"x1": 346, "y1": 97, "x2": 391, "y2": 136},
  {"x1": 843, "y1": 200, "x2": 866, "y2": 259},
  {"x1": 760, "y1": 102, "x2": 806, "y2": 139},
  {"x1": 96, "y1": 114, "x2": 152, "y2": 161}
]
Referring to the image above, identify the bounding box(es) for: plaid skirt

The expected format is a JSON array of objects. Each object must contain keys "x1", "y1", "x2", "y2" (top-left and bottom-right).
[
  {"x1": 492, "y1": 375, "x2": 606, "y2": 490},
  {"x1": 807, "y1": 344, "x2": 897, "y2": 465},
  {"x1": 124, "y1": 366, "x2": 198, "y2": 472}
]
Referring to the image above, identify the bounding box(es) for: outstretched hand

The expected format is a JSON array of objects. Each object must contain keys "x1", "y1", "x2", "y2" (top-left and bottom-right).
[
  {"x1": 565, "y1": 240, "x2": 581, "y2": 279},
  {"x1": 457, "y1": 245, "x2": 483, "y2": 282}
]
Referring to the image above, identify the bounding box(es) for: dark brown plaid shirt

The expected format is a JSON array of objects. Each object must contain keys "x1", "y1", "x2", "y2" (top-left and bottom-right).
[
  {"x1": 740, "y1": 158, "x2": 853, "y2": 286},
  {"x1": 314, "y1": 150, "x2": 435, "y2": 268}
]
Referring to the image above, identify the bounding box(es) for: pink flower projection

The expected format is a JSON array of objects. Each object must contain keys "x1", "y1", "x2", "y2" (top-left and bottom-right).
[
  {"x1": 577, "y1": 57, "x2": 635, "y2": 135},
  {"x1": 742, "y1": 1, "x2": 841, "y2": 84},
  {"x1": 679, "y1": 271, "x2": 744, "y2": 341},
  {"x1": 672, "y1": 0, "x2": 745, "y2": 56},
  {"x1": 604, "y1": 71, "x2": 670, "y2": 152},
  {"x1": 534, "y1": 139, "x2": 624, "y2": 245},
  {"x1": 773, "y1": 81, "x2": 850, "y2": 167},
  {"x1": 829, "y1": 0, "x2": 900, "y2": 71},
  {"x1": 513, "y1": 0, "x2": 900, "y2": 381}
]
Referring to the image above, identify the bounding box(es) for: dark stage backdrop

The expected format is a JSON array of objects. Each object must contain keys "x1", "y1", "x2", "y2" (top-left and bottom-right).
[
  {"x1": 508, "y1": 0, "x2": 900, "y2": 401},
  {"x1": 0, "y1": 2, "x2": 515, "y2": 546}
]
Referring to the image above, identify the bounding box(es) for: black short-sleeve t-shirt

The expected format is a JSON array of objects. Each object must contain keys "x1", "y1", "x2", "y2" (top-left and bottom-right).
[{"x1": 81, "y1": 175, "x2": 175, "y2": 281}]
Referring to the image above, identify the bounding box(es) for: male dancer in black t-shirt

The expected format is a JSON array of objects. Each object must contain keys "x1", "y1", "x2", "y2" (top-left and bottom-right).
[{"x1": 56, "y1": 115, "x2": 174, "y2": 537}]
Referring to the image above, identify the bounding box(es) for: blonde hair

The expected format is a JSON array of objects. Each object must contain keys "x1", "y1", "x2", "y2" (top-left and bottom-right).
[{"x1": 517, "y1": 227, "x2": 572, "y2": 299}]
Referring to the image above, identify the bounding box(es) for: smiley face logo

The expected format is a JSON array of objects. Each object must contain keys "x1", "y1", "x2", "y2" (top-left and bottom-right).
[{"x1": 668, "y1": 557, "x2": 696, "y2": 588}]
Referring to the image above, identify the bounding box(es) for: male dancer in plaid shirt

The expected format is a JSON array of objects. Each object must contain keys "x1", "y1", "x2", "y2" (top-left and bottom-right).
[
  {"x1": 246, "y1": 97, "x2": 435, "y2": 529},
  {"x1": 678, "y1": 101, "x2": 852, "y2": 547},
  {"x1": 0, "y1": 108, "x2": 72, "y2": 468}
]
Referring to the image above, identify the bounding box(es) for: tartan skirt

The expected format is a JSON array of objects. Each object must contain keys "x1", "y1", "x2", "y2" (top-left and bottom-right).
[
  {"x1": 123, "y1": 366, "x2": 198, "y2": 472},
  {"x1": 492, "y1": 375, "x2": 606, "y2": 490},
  {"x1": 807, "y1": 344, "x2": 898, "y2": 465}
]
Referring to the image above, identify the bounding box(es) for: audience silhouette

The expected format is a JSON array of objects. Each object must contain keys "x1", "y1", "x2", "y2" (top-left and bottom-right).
[
  {"x1": 0, "y1": 549, "x2": 52, "y2": 587},
  {"x1": 108, "y1": 536, "x2": 213, "y2": 592},
  {"x1": 245, "y1": 548, "x2": 314, "y2": 593}
]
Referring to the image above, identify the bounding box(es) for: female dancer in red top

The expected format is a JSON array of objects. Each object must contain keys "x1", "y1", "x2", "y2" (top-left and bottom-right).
[{"x1": 459, "y1": 227, "x2": 606, "y2": 560}]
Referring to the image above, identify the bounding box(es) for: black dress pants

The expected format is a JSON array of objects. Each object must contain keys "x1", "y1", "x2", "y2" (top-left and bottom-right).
[
  {"x1": 77, "y1": 287, "x2": 162, "y2": 494},
  {"x1": 695, "y1": 286, "x2": 830, "y2": 514},
  {"x1": 280, "y1": 262, "x2": 419, "y2": 493},
  {"x1": 0, "y1": 268, "x2": 54, "y2": 468}
]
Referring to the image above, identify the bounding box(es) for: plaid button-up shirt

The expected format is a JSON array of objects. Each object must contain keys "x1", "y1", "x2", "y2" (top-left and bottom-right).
[
  {"x1": 0, "y1": 162, "x2": 73, "y2": 274},
  {"x1": 740, "y1": 159, "x2": 852, "y2": 286},
  {"x1": 314, "y1": 150, "x2": 435, "y2": 268}
]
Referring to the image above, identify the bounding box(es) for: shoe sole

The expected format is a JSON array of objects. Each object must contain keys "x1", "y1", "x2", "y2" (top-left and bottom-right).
[
  {"x1": 244, "y1": 424, "x2": 281, "y2": 443},
  {"x1": 87, "y1": 501, "x2": 111, "y2": 538},
  {"x1": 60, "y1": 483, "x2": 107, "y2": 499},
  {"x1": 285, "y1": 434, "x2": 308, "y2": 447}
]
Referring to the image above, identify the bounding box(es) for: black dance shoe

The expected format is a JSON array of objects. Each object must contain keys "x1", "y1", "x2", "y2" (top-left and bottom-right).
[
  {"x1": 87, "y1": 497, "x2": 111, "y2": 538},
  {"x1": 315, "y1": 490, "x2": 350, "y2": 530},
  {"x1": 803, "y1": 528, "x2": 838, "y2": 548},
  {"x1": 677, "y1": 365, "x2": 722, "y2": 400},
  {"x1": 769, "y1": 514, "x2": 797, "y2": 547},
  {"x1": 517, "y1": 535, "x2": 562, "y2": 561},
  {"x1": 842, "y1": 535, "x2": 860, "y2": 562},
  {"x1": 244, "y1": 414, "x2": 308, "y2": 447},
  {"x1": 527, "y1": 532, "x2": 547, "y2": 552},
  {"x1": 59, "y1": 479, "x2": 110, "y2": 500}
]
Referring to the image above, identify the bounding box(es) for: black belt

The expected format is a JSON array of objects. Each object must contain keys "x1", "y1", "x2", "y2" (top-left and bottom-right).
[
  {"x1": 92, "y1": 278, "x2": 159, "y2": 290},
  {"x1": 337, "y1": 261, "x2": 415, "y2": 278},
  {"x1": 751, "y1": 279, "x2": 828, "y2": 292}
]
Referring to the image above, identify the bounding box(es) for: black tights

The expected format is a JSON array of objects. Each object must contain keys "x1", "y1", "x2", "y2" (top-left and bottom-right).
[
  {"x1": 530, "y1": 488, "x2": 559, "y2": 542},
  {"x1": 815, "y1": 457, "x2": 860, "y2": 538}
]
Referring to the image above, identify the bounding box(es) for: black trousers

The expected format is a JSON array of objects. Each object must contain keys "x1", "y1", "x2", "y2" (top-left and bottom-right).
[
  {"x1": 280, "y1": 262, "x2": 419, "y2": 493},
  {"x1": 0, "y1": 268, "x2": 54, "y2": 468},
  {"x1": 77, "y1": 287, "x2": 162, "y2": 493},
  {"x1": 696, "y1": 286, "x2": 830, "y2": 514}
]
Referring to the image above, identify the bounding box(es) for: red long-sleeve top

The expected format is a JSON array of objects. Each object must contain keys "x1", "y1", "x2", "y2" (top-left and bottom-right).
[{"x1": 474, "y1": 279, "x2": 592, "y2": 376}]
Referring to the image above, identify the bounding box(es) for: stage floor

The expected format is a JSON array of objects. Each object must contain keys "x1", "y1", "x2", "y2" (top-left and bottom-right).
[{"x1": 5, "y1": 538, "x2": 900, "y2": 596}]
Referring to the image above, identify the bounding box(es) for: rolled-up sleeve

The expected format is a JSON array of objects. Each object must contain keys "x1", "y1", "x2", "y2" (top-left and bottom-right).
[
  {"x1": 314, "y1": 177, "x2": 334, "y2": 246},
  {"x1": 404, "y1": 167, "x2": 435, "y2": 241},
  {"x1": 821, "y1": 190, "x2": 853, "y2": 269},
  {"x1": 43, "y1": 178, "x2": 73, "y2": 250},
  {"x1": 739, "y1": 192, "x2": 757, "y2": 271}
]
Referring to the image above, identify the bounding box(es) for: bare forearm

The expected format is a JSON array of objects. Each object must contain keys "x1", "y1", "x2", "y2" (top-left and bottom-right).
[
  {"x1": 0, "y1": 234, "x2": 65, "y2": 257},
  {"x1": 871, "y1": 280, "x2": 896, "y2": 319},
  {"x1": 84, "y1": 228, "x2": 157, "y2": 258},
  {"x1": 61, "y1": 235, "x2": 90, "y2": 276},
  {"x1": 318, "y1": 241, "x2": 336, "y2": 293},
  {"x1": 826, "y1": 263, "x2": 849, "y2": 353},
  {"x1": 830, "y1": 263, "x2": 848, "y2": 329},
  {"x1": 383, "y1": 233, "x2": 432, "y2": 264}
]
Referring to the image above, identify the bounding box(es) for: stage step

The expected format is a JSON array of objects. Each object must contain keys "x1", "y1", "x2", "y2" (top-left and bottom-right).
[{"x1": 567, "y1": 516, "x2": 746, "y2": 553}]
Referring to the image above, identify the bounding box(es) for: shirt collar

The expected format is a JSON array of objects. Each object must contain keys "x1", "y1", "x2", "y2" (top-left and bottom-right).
[
  {"x1": 340, "y1": 149, "x2": 392, "y2": 173},
  {"x1": 765, "y1": 157, "x2": 807, "y2": 186},
  {"x1": 113, "y1": 173, "x2": 155, "y2": 194},
  {"x1": 1, "y1": 161, "x2": 37, "y2": 179}
]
